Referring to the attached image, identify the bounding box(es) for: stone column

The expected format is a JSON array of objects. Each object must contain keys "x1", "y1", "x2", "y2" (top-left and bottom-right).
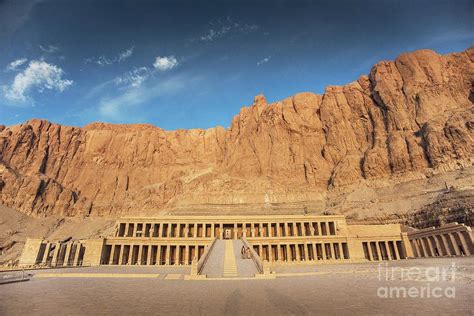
[
  {"x1": 268, "y1": 245, "x2": 273, "y2": 262},
  {"x1": 426, "y1": 237, "x2": 436, "y2": 256},
  {"x1": 193, "y1": 223, "x2": 198, "y2": 238},
  {"x1": 108, "y1": 244, "x2": 116, "y2": 265},
  {"x1": 234, "y1": 223, "x2": 238, "y2": 239},
  {"x1": 268, "y1": 223, "x2": 273, "y2": 237},
  {"x1": 147, "y1": 246, "x2": 152, "y2": 265},
  {"x1": 166, "y1": 223, "x2": 172, "y2": 238},
  {"x1": 211, "y1": 224, "x2": 215, "y2": 238},
  {"x1": 276, "y1": 223, "x2": 281, "y2": 237},
  {"x1": 335, "y1": 243, "x2": 342, "y2": 260},
  {"x1": 295, "y1": 244, "x2": 301, "y2": 261},
  {"x1": 131, "y1": 223, "x2": 137, "y2": 237},
  {"x1": 423, "y1": 237, "x2": 435, "y2": 257},
  {"x1": 410, "y1": 240, "x2": 419, "y2": 257},
  {"x1": 220, "y1": 223, "x2": 224, "y2": 239},
  {"x1": 156, "y1": 223, "x2": 163, "y2": 238},
  {"x1": 284, "y1": 223, "x2": 289, "y2": 237},
  {"x1": 440, "y1": 234, "x2": 452, "y2": 256},
  {"x1": 319, "y1": 222, "x2": 325, "y2": 236},
  {"x1": 435, "y1": 235, "x2": 447, "y2": 256},
  {"x1": 303, "y1": 243, "x2": 309, "y2": 261},
  {"x1": 321, "y1": 243, "x2": 327, "y2": 260},
  {"x1": 390, "y1": 241, "x2": 398, "y2": 260},
  {"x1": 125, "y1": 223, "x2": 130, "y2": 237},
  {"x1": 431, "y1": 236, "x2": 442, "y2": 256},
  {"x1": 184, "y1": 223, "x2": 189, "y2": 238},
  {"x1": 117, "y1": 245, "x2": 124, "y2": 265},
  {"x1": 366, "y1": 243, "x2": 373, "y2": 261},
  {"x1": 51, "y1": 242, "x2": 61, "y2": 266},
  {"x1": 457, "y1": 232, "x2": 471, "y2": 255},
  {"x1": 418, "y1": 238, "x2": 428, "y2": 257},
  {"x1": 377, "y1": 242, "x2": 385, "y2": 260},
  {"x1": 292, "y1": 222, "x2": 298, "y2": 236},
  {"x1": 137, "y1": 245, "x2": 143, "y2": 265},
  {"x1": 73, "y1": 245, "x2": 82, "y2": 266},
  {"x1": 41, "y1": 243, "x2": 50, "y2": 265},
  {"x1": 277, "y1": 244, "x2": 282, "y2": 261},
  {"x1": 259, "y1": 223, "x2": 263, "y2": 237},
  {"x1": 415, "y1": 240, "x2": 423, "y2": 257},
  {"x1": 372, "y1": 242, "x2": 380, "y2": 261},
  {"x1": 184, "y1": 245, "x2": 189, "y2": 264},
  {"x1": 62, "y1": 243, "x2": 72, "y2": 266},
  {"x1": 311, "y1": 243, "x2": 317, "y2": 261},
  {"x1": 448, "y1": 234, "x2": 461, "y2": 255},
  {"x1": 165, "y1": 245, "x2": 170, "y2": 265},
  {"x1": 309, "y1": 223, "x2": 315, "y2": 236}
]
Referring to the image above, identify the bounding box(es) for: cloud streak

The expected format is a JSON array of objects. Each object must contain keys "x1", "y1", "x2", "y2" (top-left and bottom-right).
[
  {"x1": 196, "y1": 17, "x2": 259, "y2": 42},
  {"x1": 257, "y1": 56, "x2": 271, "y2": 66},
  {"x1": 5, "y1": 58, "x2": 28, "y2": 72},
  {"x1": 98, "y1": 73, "x2": 197, "y2": 120},
  {"x1": 85, "y1": 46, "x2": 134, "y2": 66},
  {"x1": 39, "y1": 44, "x2": 59, "y2": 53},
  {"x1": 114, "y1": 67, "x2": 150, "y2": 88}
]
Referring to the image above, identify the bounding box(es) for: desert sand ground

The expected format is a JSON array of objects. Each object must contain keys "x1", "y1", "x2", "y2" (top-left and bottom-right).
[{"x1": 1, "y1": 257, "x2": 473, "y2": 315}]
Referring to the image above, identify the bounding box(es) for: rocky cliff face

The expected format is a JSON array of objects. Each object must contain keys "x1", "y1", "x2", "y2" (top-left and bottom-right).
[{"x1": 0, "y1": 47, "x2": 473, "y2": 217}]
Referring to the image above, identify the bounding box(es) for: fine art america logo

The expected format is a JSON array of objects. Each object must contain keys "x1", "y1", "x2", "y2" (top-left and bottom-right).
[{"x1": 377, "y1": 262, "x2": 456, "y2": 299}]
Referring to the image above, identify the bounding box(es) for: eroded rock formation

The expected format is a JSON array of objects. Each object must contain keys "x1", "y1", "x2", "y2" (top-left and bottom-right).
[{"x1": 0, "y1": 47, "x2": 473, "y2": 216}]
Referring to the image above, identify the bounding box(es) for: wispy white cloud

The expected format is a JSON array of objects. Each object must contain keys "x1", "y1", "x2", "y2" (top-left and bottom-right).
[
  {"x1": 114, "y1": 67, "x2": 150, "y2": 88},
  {"x1": 153, "y1": 56, "x2": 178, "y2": 71},
  {"x1": 195, "y1": 17, "x2": 259, "y2": 42},
  {"x1": 2, "y1": 60, "x2": 73, "y2": 104},
  {"x1": 85, "y1": 46, "x2": 134, "y2": 66},
  {"x1": 5, "y1": 58, "x2": 28, "y2": 72},
  {"x1": 98, "y1": 73, "x2": 198, "y2": 120},
  {"x1": 39, "y1": 44, "x2": 59, "y2": 53},
  {"x1": 118, "y1": 47, "x2": 134, "y2": 62},
  {"x1": 257, "y1": 56, "x2": 271, "y2": 66}
]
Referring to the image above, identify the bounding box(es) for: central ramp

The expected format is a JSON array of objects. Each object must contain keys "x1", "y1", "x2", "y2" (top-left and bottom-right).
[
  {"x1": 222, "y1": 240, "x2": 238, "y2": 277},
  {"x1": 200, "y1": 239, "x2": 259, "y2": 278}
]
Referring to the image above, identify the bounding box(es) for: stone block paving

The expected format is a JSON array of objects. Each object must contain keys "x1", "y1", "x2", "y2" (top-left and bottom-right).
[
  {"x1": 0, "y1": 257, "x2": 473, "y2": 315},
  {"x1": 200, "y1": 240, "x2": 225, "y2": 277}
]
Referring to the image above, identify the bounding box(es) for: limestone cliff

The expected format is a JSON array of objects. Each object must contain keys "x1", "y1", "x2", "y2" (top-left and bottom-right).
[{"x1": 0, "y1": 47, "x2": 473, "y2": 217}]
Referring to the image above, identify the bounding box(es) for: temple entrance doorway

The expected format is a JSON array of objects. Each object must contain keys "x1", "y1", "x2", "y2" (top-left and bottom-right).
[{"x1": 224, "y1": 229, "x2": 232, "y2": 239}]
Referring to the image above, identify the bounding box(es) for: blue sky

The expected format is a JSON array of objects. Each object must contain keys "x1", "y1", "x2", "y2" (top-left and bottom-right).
[{"x1": 0, "y1": 0, "x2": 472, "y2": 130}]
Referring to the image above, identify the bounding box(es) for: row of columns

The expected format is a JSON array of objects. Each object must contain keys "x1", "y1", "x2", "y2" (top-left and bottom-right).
[
  {"x1": 116, "y1": 221, "x2": 338, "y2": 239},
  {"x1": 106, "y1": 244, "x2": 205, "y2": 266},
  {"x1": 410, "y1": 231, "x2": 472, "y2": 258},
  {"x1": 39, "y1": 242, "x2": 84, "y2": 267},
  {"x1": 252, "y1": 242, "x2": 349, "y2": 262},
  {"x1": 363, "y1": 240, "x2": 405, "y2": 261},
  {"x1": 118, "y1": 222, "x2": 217, "y2": 238}
]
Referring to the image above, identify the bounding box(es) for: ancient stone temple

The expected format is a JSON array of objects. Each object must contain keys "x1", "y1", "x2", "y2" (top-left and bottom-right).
[{"x1": 19, "y1": 214, "x2": 474, "y2": 271}]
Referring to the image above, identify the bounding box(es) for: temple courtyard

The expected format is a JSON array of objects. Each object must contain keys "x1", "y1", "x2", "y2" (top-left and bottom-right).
[{"x1": 1, "y1": 257, "x2": 473, "y2": 315}]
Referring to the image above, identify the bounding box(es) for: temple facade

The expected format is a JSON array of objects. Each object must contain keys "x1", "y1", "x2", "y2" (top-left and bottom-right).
[{"x1": 19, "y1": 214, "x2": 473, "y2": 269}]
